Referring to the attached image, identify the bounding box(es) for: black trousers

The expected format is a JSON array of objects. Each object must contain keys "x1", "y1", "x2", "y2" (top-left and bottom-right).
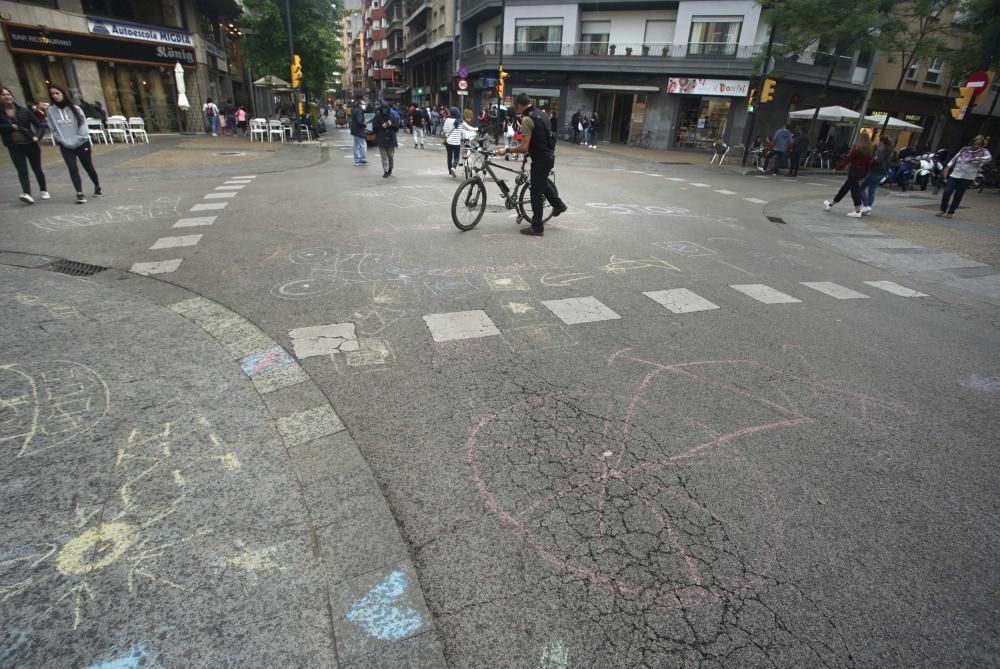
[
  {"x1": 833, "y1": 167, "x2": 866, "y2": 207},
  {"x1": 59, "y1": 143, "x2": 100, "y2": 193},
  {"x1": 787, "y1": 151, "x2": 801, "y2": 176},
  {"x1": 940, "y1": 177, "x2": 972, "y2": 214},
  {"x1": 446, "y1": 144, "x2": 461, "y2": 171},
  {"x1": 529, "y1": 153, "x2": 565, "y2": 231},
  {"x1": 379, "y1": 144, "x2": 395, "y2": 173},
  {"x1": 7, "y1": 142, "x2": 46, "y2": 194},
  {"x1": 768, "y1": 150, "x2": 785, "y2": 173}
]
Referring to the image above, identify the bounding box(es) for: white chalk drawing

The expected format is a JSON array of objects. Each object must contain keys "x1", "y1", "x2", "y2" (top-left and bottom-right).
[
  {"x1": 540, "y1": 272, "x2": 593, "y2": 287},
  {"x1": 653, "y1": 241, "x2": 718, "y2": 257},
  {"x1": 484, "y1": 273, "x2": 530, "y2": 292},
  {"x1": 28, "y1": 197, "x2": 181, "y2": 232},
  {"x1": 504, "y1": 302, "x2": 535, "y2": 314},
  {"x1": 352, "y1": 305, "x2": 408, "y2": 337},
  {"x1": 600, "y1": 255, "x2": 682, "y2": 275},
  {"x1": 0, "y1": 360, "x2": 111, "y2": 457},
  {"x1": 587, "y1": 202, "x2": 690, "y2": 216},
  {"x1": 222, "y1": 541, "x2": 286, "y2": 588},
  {"x1": 13, "y1": 294, "x2": 81, "y2": 319}
]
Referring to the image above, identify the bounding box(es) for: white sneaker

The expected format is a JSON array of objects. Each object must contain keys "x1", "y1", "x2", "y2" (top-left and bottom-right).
[
  {"x1": 860, "y1": 205, "x2": 872, "y2": 214},
  {"x1": 823, "y1": 200, "x2": 832, "y2": 211},
  {"x1": 846, "y1": 211, "x2": 863, "y2": 218},
  {"x1": 19, "y1": 193, "x2": 34, "y2": 204},
  {"x1": 39, "y1": 191, "x2": 51, "y2": 200}
]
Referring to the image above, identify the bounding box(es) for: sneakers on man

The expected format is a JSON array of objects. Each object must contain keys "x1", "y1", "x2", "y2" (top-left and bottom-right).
[
  {"x1": 846, "y1": 211, "x2": 862, "y2": 218},
  {"x1": 551, "y1": 204, "x2": 568, "y2": 217},
  {"x1": 93, "y1": 188, "x2": 103, "y2": 198},
  {"x1": 860, "y1": 205, "x2": 872, "y2": 215},
  {"x1": 823, "y1": 200, "x2": 832, "y2": 211},
  {"x1": 19, "y1": 193, "x2": 34, "y2": 204},
  {"x1": 76, "y1": 192, "x2": 87, "y2": 204},
  {"x1": 520, "y1": 227, "x2": 543, "y2": 237},
  {"x1": 39, "y1": 191, "x2": 51, "y2": 200},
  {"x1": 449, "y1": 168, "x2": 456, "y2": 177}
]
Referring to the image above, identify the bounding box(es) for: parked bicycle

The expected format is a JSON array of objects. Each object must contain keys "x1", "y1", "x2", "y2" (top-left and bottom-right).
[
  {"x1": 628, "y1": 129, "x2": 653, "y2": 149},
  {"x1": 451, "y1": 148, "x2": 556, "y2": 231}
]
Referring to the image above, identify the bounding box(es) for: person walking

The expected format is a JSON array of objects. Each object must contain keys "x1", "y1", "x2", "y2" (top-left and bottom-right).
[
  {"x1": 589, "y1": 112, "x2": 601, "y2": 149},
  {"x1": 787, "y1": 130, "x2": 809, "y2": 177},
  {"x1": 350, "y1": 95, "x2": 369, "y2": 166},
  {"x1": 222, "y1": 99, "x2": 237, "y2": 137},
  {"x1": 410, "y1": 105, "x2": 426, "y2": 148},
  {"x1": 769, "y1": 124, "x2": 792, "y2": 175},
  {"x1": 46, "y1": 85, "x2": 102, "y2": 204},
  {"x1": 0, "y1": 85, "x2": 49, "y2": 204},
  {"x1": 938, "y1": 135, "x2": 991, "y2": 218},
  {"x1": 372, "y1": 103, "x2": 398, "y2": 178},
  {"x1": 823, "y1": 133, "x2": 873, "y2": 218},
  {"x1": 549, "y1": 111, "x2": 558, "y2": 135},
  {"x1": 442, "y1": 106, "x2": 474, "y2": 177},
  {"x1": 571, "y1": 110, "x2": 581, "y2": 144},
  {"x1": 236, "y1": 106, "x2": 248, "y2": 136},
  {"x1": 203, "y1": 98, "x2": 219, "y2": 136},
  {"x1": 495, "y1": 92, "x2": 568, "y2": 237},
  {"x1": 860, "y1": 136, "x2": 893, "y2": 215}
]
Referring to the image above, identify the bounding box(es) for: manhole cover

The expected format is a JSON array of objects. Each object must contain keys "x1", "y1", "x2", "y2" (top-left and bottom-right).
[
  {"x1": 766, "y1": 216, "x2": 786, "y2": 224},
  {"x1": 215, "y1": 151, "x2": 247, "y2": 156},
  {"x1": 48, "y1": 259, "x2": 107, "y2": 277}
]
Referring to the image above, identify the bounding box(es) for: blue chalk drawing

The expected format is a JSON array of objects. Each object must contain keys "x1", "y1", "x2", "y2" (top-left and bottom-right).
[
  {"x1": 346, "y1": 570, "x2": 424, "y2": 641},
  {"x1": 85, "y1": 642, "x2": 161, "y2": 669},
  {"x1": 240, "y1": 346, "x2": 293, "y2": 376}
]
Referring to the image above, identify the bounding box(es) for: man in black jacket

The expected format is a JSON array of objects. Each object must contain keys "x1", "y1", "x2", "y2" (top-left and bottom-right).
[
  {"x1": 496, "y1": 93, "x2": 568, "y2": 236},
  {"x1": 350, "y1": 94, "x2": 368, "y2": 165},
  {"x1": 372, "y1": 103, "x2": 398, "y2": 178}
]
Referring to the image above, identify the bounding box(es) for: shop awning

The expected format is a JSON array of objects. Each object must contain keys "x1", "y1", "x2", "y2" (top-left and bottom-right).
[
  {"x1": 788, "y1": 105, "x2": 862, "y2": 123},
  {"x1": 578, "y1": 84, "x2": 660, "y2": 92},
  {"x1": 863, "y1": 115, "x2": 924, "y2": 131}
]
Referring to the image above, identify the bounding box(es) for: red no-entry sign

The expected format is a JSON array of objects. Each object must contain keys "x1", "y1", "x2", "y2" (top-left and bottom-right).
[{"x1": 965, "y1": 71, "x2": 991, "y2": 101}]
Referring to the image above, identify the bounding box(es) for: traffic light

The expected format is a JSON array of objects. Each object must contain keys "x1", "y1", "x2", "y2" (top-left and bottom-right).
[
  {"x1": 497, "y1": 66, "x2": 509, "y2": 98},
  {"x1": 291, "y1": 54, "x2": 303, "y2": 89},
  {"x1": 951, "y1": 86, "x2": 975, "y2": 120},
  {"x1": 747, "y1": 88, "x2": 758, "y2": 113},
  {"x1": 760, "y1": 78, "x2": 776, "y2": 103}
]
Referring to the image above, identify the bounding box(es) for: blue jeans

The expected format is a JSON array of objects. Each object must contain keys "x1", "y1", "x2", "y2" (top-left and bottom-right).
[
  {"x1": 860, "y1": 172, "x2": 883, "y2": 207},
  {"x1": 940, "y1": 177, "x2": 971, "y2": 214},
  {"x1": 353, "y1": 135, "x2": 368, "y2": 163},
  {"x1": 207, "y1": 115, "x2": 218, "y2": 134}
]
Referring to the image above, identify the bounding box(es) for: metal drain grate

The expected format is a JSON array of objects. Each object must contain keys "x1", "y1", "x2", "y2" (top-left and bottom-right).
[
  {"x1": 766, "y1": 216, "x2": 786, "y2": 224},
  {"x1": 48, "y1": 259, "x2": 108, "y2": 277}
]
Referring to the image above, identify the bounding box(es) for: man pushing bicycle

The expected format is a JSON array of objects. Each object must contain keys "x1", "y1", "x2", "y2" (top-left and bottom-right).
[{"x1": 496, "y1": 93, "x2": 567, "y2": 237}]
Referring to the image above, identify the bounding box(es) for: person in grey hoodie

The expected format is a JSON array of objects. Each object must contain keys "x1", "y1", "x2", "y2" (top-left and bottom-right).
[
  {"x1": 768, "y1": 124, "x2": 792, "y2": 175},
  {"x1": 46, "y1": 85, "x2": 101, "y2": 203}
]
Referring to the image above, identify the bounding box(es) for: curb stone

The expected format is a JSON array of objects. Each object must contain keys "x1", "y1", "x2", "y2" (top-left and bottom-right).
[{"x1": 0, "y1": 251, "x2": 448, "y2": 669}]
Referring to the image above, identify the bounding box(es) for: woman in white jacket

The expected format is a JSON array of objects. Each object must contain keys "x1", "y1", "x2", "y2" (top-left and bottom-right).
[
  {"x1": 441, "y1": 106, "x2": 475, "y2": 177},
  {"x1": 47, "y1": 85, "x2": 101, "y2": 204}
]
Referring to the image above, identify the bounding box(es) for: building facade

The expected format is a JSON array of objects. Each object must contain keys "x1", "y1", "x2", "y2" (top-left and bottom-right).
[
  {"x1": 363, "y1": 0, "x2": 402, "y2": 102},
  {"x1": 399, "y1": 0, "x2": 455, "y2": 108},
  {"x1": 458, "y1": 0, "x2": 872, "y2": 149},
  {"x1": 0, "y1": 0, "x2": 244, "y2": 132}
]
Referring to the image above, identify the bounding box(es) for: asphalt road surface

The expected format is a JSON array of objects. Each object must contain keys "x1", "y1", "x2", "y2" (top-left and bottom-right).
[{"x1": 3, "y1": 131, "x2": 998, "y2": 668}]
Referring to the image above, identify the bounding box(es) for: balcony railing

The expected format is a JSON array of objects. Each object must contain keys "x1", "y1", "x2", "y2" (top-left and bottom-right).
[{"x1": 465, "y1": 42, "x2": 757, "y2": 60}]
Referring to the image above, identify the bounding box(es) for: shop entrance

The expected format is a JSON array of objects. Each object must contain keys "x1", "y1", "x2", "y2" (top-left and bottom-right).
[
  {"x1": 593, "y1": 92, "x2": 636, "y2": 143},
  {"x1": 99, "y1": 63, "x2": 185, "y2": 132},
  {"x1": 675, "y1": 96, "x2": 732, "y2": 148}
]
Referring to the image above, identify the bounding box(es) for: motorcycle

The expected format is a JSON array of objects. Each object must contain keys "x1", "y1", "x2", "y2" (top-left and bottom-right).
[
  {"x1": 883, "y1": 156, "x2": 918, "y2": 191},
  {"x1": 915, "y1": 153, "x2": 935, "y2": 190},
  {"x1": 930, "y1": 149, "x2": 949, "y2": 194}
]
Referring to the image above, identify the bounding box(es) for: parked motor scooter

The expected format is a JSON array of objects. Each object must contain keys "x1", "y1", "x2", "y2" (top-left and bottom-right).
[
  {"x1": 883, "y1": 156, "x2": 918, "y2": 191},
  {"x1": 915, "y1": 153, "x2": 934, "y2": 190},
  {"x1": 930, "y1": 149, "x2": 950, "y2": 194}
]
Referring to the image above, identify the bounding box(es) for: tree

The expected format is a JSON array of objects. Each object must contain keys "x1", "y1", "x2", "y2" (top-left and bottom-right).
[
  {"x1": 950, "y1": 0, "x2": 1000, "y2": 74},
  {"x1": 242, "y1": 0, "x2": 342, "y2": 100},
  {"x1": 760, "y1": 0, "x2": 895, "y2": 132}
]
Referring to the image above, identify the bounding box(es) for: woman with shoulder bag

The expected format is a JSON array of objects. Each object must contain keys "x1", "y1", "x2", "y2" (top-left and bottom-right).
[
  {"x1": 442, "y1": 107, "x2": 474, "y2": 177},
  {"x1": 0, "y1": 85, "x2": 49, "y2": 204},
  {"x1": 823, "y1": 133, "x2": 873, "y2": 218},
  {"x1": 939, "y1": 135, "x2": 991, "y2": 218},
  {"x1": 47, "y1": 85, "x2": 102, "y2": 204}
]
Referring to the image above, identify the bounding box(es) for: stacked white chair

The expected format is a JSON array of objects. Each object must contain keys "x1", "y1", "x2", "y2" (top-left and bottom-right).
[
  {"x1": 127, "y1": 117, "x2": 149, "y2": 143},
  {"x1": 267, "y1": 119, "x2": 285, "y2": 143},
  {"x1": 249, "y1": 118, "x2": 267, "y2": 142},
  {"x1": 86, "y1": 118, "x2": 108, "y2": 144},
  {"x1": 107, "y1": 116, "x2": 131, "y2": 143}
]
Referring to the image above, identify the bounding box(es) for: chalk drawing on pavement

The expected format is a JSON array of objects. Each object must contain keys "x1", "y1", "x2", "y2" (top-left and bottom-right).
[
  {"x1": 484, "y1": 273, "x2": 530, "y2": 292},
  {"x1": 28, "y1": 197, "x2": 181, "y2": 232},
  {"x1": 540, "y1": 272, "x2": 592, "y2": 287},
  {"x1": 13, "y1": 293, "x2": 81, "y2": 320},
  {"x1": 0, "y1": 360, "x2": 111, "y2": 457},
  {"x1": 240, "y1": 346, "x2": 294, "y2": 377},
  {"x1": 504, "y1": 302, "x2": 535, "y2": 315},
  {"x1": 600, "y1": 255, "x2": 682, "y2": 275},
  {"x1": 501, "y1": 324, "x2": 577, "y2": 352},
  {"x1": 346, "y1": 570, "x2": 425, "y2": 641},
  {"x1": 84, "y1": 642, "x2": 161, "y2": 669},
  {"x1": 653, "y1": 241, "x2": 718, "y2": 257},
  {"x1": 222, "y1": 541, "x2": 286, "y2": 588}
]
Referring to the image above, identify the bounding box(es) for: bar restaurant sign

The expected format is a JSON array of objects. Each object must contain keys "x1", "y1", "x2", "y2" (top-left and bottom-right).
[
  {"x1": 4, "y1": 24, "x2": 196, "y2": 67},
  {"x1": 87, "y1": 17, "x2": 194, "y2": 47},
  {"x1": 667, "y1": 78, "x2": 750, "y2": 97}
]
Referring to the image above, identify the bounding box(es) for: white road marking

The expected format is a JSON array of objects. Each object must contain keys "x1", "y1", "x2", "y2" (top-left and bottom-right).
[
  {"x1": 644, "y1": 289, "x2": 720, "y2": 314},
  {"x1": 541, "y1": 296, "x2": 621, "y2": 325},
  {"x1": 150, "y1": 234, "x2": 202, "y2": 249},
  {"x1": 730, "y1": 284, "x2": 802, "y2": 304},
  {"x1": 807, "y1": 182, "x2": 826, "y2": 186},
  {"x1": 714, "y1": 189, "x2": 738, "y2": 195},
  {"x1": 647, "y1": 173, "x2": 664, "y2": 177},
  {"x1": 204, "y1": 192, "x2": 238, "y2": 199},
  {"x1": 743, "y1": 197, "x2": 769, "y2": 204},
  {"x1": 215, "y1": 185, "x2": 246, "y2": 190},
  {"x1": 191, "y1": 202, "x2": 228, "y2": 211},
  {"x1": 628, "y1": 170, "x2": 645, "y2": 174},
  {"x1": 862, "y1": 280, "x2": 929, "y2": 297},
  {"x1": 800, "y1": 282, "x2": 870, "y2": 300},
  {"x1": 232, "y1": 175, "x2": 257, "y2": 179},
  {"x1": 689, "y1": 183, "x2": 711, "y2": 187},
  {"x1": 423, "y1": 310, "x2": 501, "y2": 342},
  {"x1": 289, "y1": 322, "x2": 360, "y2": 358},
  {"x1": 131, "y1": 259, "x2": 182, "y2": 275},
  {"x1": 665, "y1": 177, "x2": 686, "y2": 182},
  {"x1": 173, "y1": 216, "x2": 216, "y2": 228}
]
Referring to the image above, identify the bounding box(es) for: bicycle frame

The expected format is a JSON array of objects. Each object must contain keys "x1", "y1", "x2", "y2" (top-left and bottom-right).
[{"x1": 471, "y1": 150, "x2": 529, "y2": 211}]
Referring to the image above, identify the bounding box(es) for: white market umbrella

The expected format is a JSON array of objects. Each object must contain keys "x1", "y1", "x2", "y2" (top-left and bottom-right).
[
  {"x1": 253, "y1": 75, "x2": 292, "y2": 88},
  {"x1": 863, "y1": 115, "x2": 924, "y2": 132},
  {"x1": 788, "y1": 105, "x2": 862, "y2": 123},
  {"x1": 174, "y1": 62, "x2": 189, "y2": 111}
]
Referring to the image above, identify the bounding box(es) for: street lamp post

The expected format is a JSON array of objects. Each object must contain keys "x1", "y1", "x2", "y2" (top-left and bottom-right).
[{"x1": 283, "y1": 0, "x2": 301, "y2": 140}]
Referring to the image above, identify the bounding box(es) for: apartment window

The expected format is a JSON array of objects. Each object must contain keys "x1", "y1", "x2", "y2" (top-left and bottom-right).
[
  {"x1": 688, "y1": 16, "x2": 741, "y2": 57},
  {"x1": 925, "y1": 58, "x2": 943, "y2": 84},
  {"x1": 581, "y1": 21, "x2": 610, "y2": 56},
  {"x1": 515, "y1": 18, "x2": 563, "y2": 55},
  {"x1": 906, "y1": 59, "x2": 920, "y2": 81}
]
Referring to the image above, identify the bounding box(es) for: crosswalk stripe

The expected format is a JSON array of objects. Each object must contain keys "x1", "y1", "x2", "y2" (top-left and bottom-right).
[
  {"x1": 689, "y1": 183, "x2": 711, "y2": 187},
  {"x1": 541, "y1": 296, "x2": 620, "y2": 325},
  {"x1": 232, "y1": 175, "x2": 257, "y2": 179},
  {"x1": 131, "y1": 259, "x2": 183, "y2": 275},
  {"x1": 862, "y1": 281, "x2": 929, "y2": 297},
  {"x1": 665, "y1": 177, "x2": 686, "y2": 182},
  {"x1": 714, "y1": 189, "x2": 737, "y2": 195},
  {"x1": 644, "y1": 289, "x2": 720, "y2": 314},
  {"x1": 800, "y1": 282, "x2": 870, "y2": 300},
  {"x1": 173, "y1": 216, "x2": 216, "y2": 228},
  {"x1": 743, "y1": 197, "x2": 768, "y2": 204},
  {"x1": 730, "y1": 284, "x2": 802, "y2": 304},
  {"x1": 150, "y1": 234, "x2": 202, "y2": 250},
  {"x1": 423, "y1": 310, "x2": 501, "y2": 342},
  {"x1": 215, "y1": 185, "x2": 246, "y2": 190},
  {"x1": 191, "y1": 202, "x2": 227, "y2": 211}
]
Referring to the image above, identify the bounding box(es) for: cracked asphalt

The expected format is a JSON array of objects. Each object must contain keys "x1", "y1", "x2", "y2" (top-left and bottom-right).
[{"x1": 2, "y1": 130, "x2": 998, "y2": 667}]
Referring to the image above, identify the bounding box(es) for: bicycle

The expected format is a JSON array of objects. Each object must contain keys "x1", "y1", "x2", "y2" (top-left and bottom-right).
[
  {"x1": 451, "y1": 148, "x2": 557, "y2": 231},
  {"x1": 629, "y1": 129, "x2": 653, "y2": 149}
]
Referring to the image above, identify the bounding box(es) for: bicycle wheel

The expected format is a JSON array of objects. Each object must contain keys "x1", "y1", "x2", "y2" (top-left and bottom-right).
[
  {"x1": 640, "y1": 133, "x2": 653, "y2": 149},
  {"x1": 516, "y1": 180, "x2": 555, "y2": 225},
  {"x1": 451, "y1": 178, "x2": 487, "y2": 231}
]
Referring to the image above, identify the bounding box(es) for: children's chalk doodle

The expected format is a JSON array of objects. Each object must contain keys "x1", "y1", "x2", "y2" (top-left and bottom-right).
[{"x1": 346, "y1": 570, "x2": 425, "y2": 641}]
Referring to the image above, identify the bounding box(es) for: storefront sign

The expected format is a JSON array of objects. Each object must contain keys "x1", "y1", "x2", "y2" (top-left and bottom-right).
[
  {"x1": 4, "y1": 24, "x2": 196, "y2": 67},
  {"x1": 903, "y1": 114, "x2": 923, "y2": 123},
  {"x1": 87, "y1": 16, "x2": 193, "y2": 47},
  {"x1": 667, "y1": 78, "x2": 750, "y2": 97}
]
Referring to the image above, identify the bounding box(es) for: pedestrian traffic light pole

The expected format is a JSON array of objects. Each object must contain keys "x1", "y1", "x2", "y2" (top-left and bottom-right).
[
  {"x1": 283, "y1": 0, "x2": 300, "y2": 139},
  {"x1": 495, "y1": 0, "x2": 505, "y2": 145},
  {"x1": 741, "y1": 16, "x2": 777, "y2": 167}
]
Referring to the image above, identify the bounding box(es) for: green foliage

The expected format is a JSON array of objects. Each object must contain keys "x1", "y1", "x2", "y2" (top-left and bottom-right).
[
  {"x1": 880, "y1": 0, "x2": 962, "y2": 88},
  {"x1": 242, "y1": 0, "x2": 342, "y2": 99},
  {"x1": 950, "y1": 0, "x2": 1000, "y2": 76},
  {"x1": 761, "y1": 0, "x2": 894, "y2": 60}
]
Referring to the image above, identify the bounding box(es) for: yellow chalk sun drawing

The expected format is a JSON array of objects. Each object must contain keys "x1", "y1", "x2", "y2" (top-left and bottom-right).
[{"x1": 56, "y1": 523, "x2": 138, "y2": 576}]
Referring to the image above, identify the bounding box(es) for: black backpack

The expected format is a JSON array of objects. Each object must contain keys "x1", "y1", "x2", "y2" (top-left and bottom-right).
[{"x1": 528, "y1": 109, "x2": 556, "y2": 152}]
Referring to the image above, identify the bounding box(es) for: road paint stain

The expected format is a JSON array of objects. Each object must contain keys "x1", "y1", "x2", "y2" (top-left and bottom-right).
[
  {"x1": 240, "y1": 346, "x2": 294, "y2": 376},
  {"x1": 505, "y1": 302, "x2": 535, "y2": 314},
  {"x1": 346, "y1": 570, "x2": 424, "y2": 641},
  {"x1": 959, "y1": 374, "x2": 1000, "y2": 392},
  {"x1": 539, "y1": 640, "x2": 569, "y2": 669}
]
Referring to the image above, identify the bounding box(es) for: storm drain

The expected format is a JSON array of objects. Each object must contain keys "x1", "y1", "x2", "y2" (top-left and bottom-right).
[
  {"x1": 47, "y1": 259, "x2": 108, "y2": 277},
  {"x1": 766, "y1": 215, "x2": 786, "y2": 224}
]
